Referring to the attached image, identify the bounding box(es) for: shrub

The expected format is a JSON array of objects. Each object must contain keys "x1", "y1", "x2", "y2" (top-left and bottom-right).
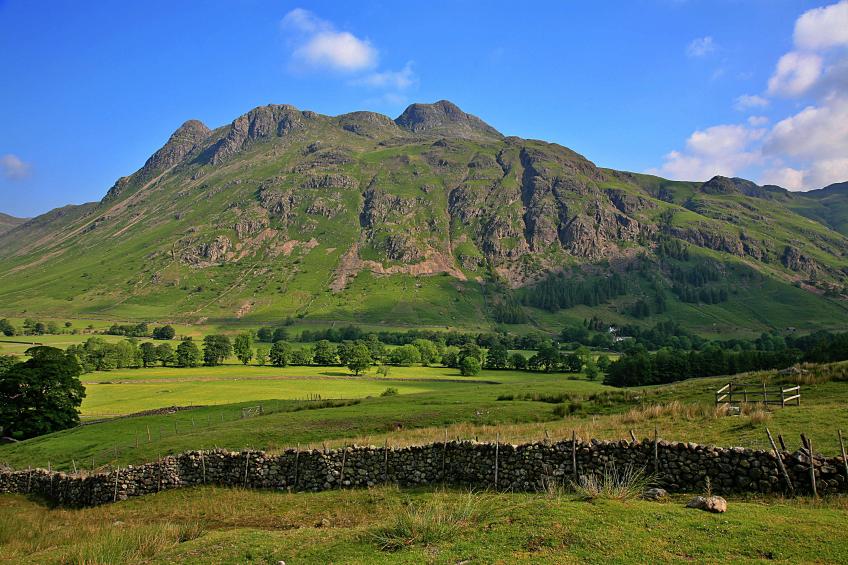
[{"x1": 381, "y1": 387, "x2": 399, "y2": 397}]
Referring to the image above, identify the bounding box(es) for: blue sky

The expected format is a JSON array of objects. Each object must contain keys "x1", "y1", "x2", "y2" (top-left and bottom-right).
[{"x1": 2, "y1": 0, "x2": 847, "y2": 217}]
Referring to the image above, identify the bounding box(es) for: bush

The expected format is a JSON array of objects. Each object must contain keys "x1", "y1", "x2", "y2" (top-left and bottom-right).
[
  {"x1": 380, "y1": 387, "x2": 399, "y2": 397},
  {"x1": 459, "y1": 356, "x2": 481, "y2": 376}
]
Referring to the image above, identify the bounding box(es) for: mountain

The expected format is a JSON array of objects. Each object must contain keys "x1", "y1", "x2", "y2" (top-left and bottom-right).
[
  {"x1": 1, "y1": 100, "x2": 847, "y2": 336},
  {"x1": 0, "y1": 212, "x2": 29, "y2": 235}
]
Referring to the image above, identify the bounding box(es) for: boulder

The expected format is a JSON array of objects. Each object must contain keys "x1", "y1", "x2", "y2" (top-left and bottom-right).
[{"x1": 686, "y1": 495, "x2": 727, "y2": 513}]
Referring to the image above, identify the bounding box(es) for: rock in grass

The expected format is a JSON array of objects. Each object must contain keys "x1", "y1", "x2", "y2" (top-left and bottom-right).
[
  {"x1": 686, "y1": 495, "x2": 727, "y2": 513},
  {"x1": 642, "y1": 487, "x2": 668, "y2": 500}
]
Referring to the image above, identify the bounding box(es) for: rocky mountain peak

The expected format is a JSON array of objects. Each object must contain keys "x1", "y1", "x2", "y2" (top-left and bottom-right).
[
  {"x1": 395, "y1": 100, "x2": 502, "y2": 140},
  {"x1": 208, "y1": 104, "x2": 309, "y2": 165}
]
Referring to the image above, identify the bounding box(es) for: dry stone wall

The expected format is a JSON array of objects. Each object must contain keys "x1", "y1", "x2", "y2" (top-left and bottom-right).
[{"x1": 1, "y1": 439, "x2": 845, "y2": 506}]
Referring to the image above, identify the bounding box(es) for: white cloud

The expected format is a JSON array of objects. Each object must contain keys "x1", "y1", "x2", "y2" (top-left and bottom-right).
[
  {"x1": 767, "y1": 51, "x2": 823, "y2": 96},
  {"x1": 653, "y1": 2, "x2": 848, "y2": 190},
  {"x1": 282, "y1": 8, "x2": 377, "y2": 72},
  {"x1": 794, "y1": 0, "x2": 848, "y2": 51},
  {"x1": 734, "y1": 94, "x2": 769, "y2": 111},
  {"x1": 686, "y1": 36, "x2": 716, "y2": 58},
  {"x1": 351, "y1": 62, "x2": 416, "y2": 90},
  {"x1": 764, "y1": 96, "x2": 848, "y2": 161},
  {"x1": 648, "y1": 124, "x2": 764, "y2": 181},
  {"x1": 760, "y1": 166, "x2": 805, "y2": 190},
  {"x1": 0, "y1": 154, "x2": 31, "y2": 180}
]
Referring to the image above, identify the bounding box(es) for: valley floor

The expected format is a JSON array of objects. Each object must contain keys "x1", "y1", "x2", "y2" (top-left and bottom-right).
[{"x1": 2, "y1": 487, "x2": 847, "y2": 563}]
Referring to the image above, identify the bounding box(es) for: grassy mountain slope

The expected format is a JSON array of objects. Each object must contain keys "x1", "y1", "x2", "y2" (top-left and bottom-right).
[
  {"x1": 1, "y1": 101, "x2": 847, "y2": 334},
  {"x1": 0, "y1": 212, "x2": 28, "y2": 235}
]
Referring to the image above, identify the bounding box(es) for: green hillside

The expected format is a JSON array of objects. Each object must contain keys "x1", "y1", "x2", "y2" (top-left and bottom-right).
[{"x1": 1, "y1": 101, "x2": 847, "y2": 335}]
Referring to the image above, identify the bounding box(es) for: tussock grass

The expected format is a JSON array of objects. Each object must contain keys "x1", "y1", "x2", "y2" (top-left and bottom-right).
[
  {"x1": 369, "y1": 490, "x2": 497, "y2": 552},
  {"x1": 0, "y1": 506, "x2": 204, "y2": 564},
  {"x1": 572, "y1": 464, "x2": 653, "y2": 501}
]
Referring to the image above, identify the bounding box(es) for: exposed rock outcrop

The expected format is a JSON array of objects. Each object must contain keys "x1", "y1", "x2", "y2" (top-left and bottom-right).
[
  {"x1": 210, "y1": 105, "x2": 307, "y2": 165},
  {"x1": 395, "y1": 100, "x2": 503, "y2": 140}
]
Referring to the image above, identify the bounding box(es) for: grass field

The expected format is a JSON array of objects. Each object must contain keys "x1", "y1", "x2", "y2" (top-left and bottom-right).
[
  {"x1": 1, "y1": 487, "x2": 847, "y2": 564},
  {"x1": 2, "y1": 361, "x2": 846, "y2": 473}
]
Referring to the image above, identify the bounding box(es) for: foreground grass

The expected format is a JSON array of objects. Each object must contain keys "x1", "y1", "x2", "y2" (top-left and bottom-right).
[{"x1": 1, "y1": 487, "x2": 846, "y2": 563}]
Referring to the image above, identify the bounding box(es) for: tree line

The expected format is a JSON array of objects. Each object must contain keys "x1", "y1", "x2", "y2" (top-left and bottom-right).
[{"x1": 604, "y1": 330, "x2": 848, "y2": 387}]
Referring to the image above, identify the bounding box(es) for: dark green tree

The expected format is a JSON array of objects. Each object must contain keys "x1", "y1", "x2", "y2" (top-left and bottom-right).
[
  {"x1": 460, "y1": 356, "x2": 482, "y2": 376},
  {"x1": 140, "y1": 342, "x2": 158, "y2": 367},
  {"x1": 0, "y1": 318, "x2": 16, "y2": 336},
  {"x1": 485, "y1": 344, "x2": 509, "y2": 369},
  {"x1": 270, "y1": 341, "x2": 292, "y2": 367},
  {"x1": 156, "y1": 343, "x2": 175, "y2": 366},
  {"x1": 176, "y1": 340, "x2": 201, "y2": 368},
  {"x1": 203, "y1": 335, "x2": 232, "y2": 366},
  {"x1": 233, "y1": 333, "x2": 254, "y2": 365},
  {"x1": 313, "y1": 340, "x2": 337, "y2": 366},
  {"x1": 510, "y1": 352, "x2": 527, "y2": 370},
  {"x1": 0, "y1": 347, "x2": 85, "y2": 439},
  {"x1": 346, "y1": 342, "x2": 372, "y2": 375},
  {"x1": 152, "y1": 325, "x2": 176, "y2": 340}
]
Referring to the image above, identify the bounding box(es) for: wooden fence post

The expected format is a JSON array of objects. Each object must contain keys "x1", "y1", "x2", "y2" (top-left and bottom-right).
[
  {"x1": 766, "y1": 427, "x2": 794, "y2": 496},
  {"x1": 113, "y1": 467, "x2": 119, "y2": 502},
  {"x1": 340, "y1": 447, "x2": 347, "y2": 488},
  {"x1": 494, "y1": 432, "x2": 499, "y2": 491},
  {"x1": 201, "y1": 451, "x2": 206, "y2": 484},
  {"x1": 243, "y1": 451, "x2": 250, "y2": 488},
  {"x1": 383, "y1": 438, "x2": 389, "y2": 484},
  {"x1": 571, "y1": 430, "x2": 578, "y2": 485},
  {"x1": 442, "y1": 428, "x2": 448, "y2": 483},
  {"x1": 653, "y1": 427, "x2": 659, "y2": 474},
  {"x1": 294, "y1": 444, "x2": 301, "y2": 490},
  {"x1": 146, "y1": 425, "x2": 151, "y2": 442},
  {"x1": 839, "y1": 430, "x2": 848, "y2": 483},
  {"x1": 809, "y1": 438, "x2": 818, "y2": 498}
]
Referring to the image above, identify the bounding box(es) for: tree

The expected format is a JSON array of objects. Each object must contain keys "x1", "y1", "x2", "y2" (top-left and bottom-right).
[
  {"x1": 389, "y1": 344, "x2": 421, "y2": 366},
  {"x1": 485, "y1": 344, "x2": 509, "y2": 369},
  {"x1": 460, "y1": 356, "x2": 481, "y2": 376},
  {"x1": 313, "y1": 340, "x2": 337, "y2": 366},
  {"x1": 272, "y1": 327, "x2": 289, "y2": 343},
  {"x1": 156, "y1": 343, "x2": 175, "y2": 366},
  {"x1": 596, "y1": 354, "x2": 611, "y2": 372},
  {"x1": 459, "y1": 343, "x2": 484, "y2": 364},
  {"x1": 33, "y1": 322, "x2": 47, "y2": 335},
  {"x1": 510, "y1": 352, "x2": 527, "y2": 370},
  {"x1": 233, "y1": 333, "x2": 254, "y2": 365},
  {"x1": 176, "y1": 340, "x2": 201, "y2": 368},
  {"x1": 47, "y1": 321, "x2": 60, "y2": 335},
  {"x1": 346, "y1": 342, "x2": 372, "y2": 375},
  {"x1": 0, "y1": 319, "x2": 15, "y2": 336},
  {"x1": 412, "y1": 339, "x2": 439, "y2": 366},
  {"x1": 584, "y1": 360, "x2": 600, "y2": 380},
  {"x1": 366, "y1": 334, "x2": 386, "y2": 363},
  {"x1": 256, "y1": 327, "x2": 274, "y2": 342},
  {"x1": 441, "y1": 346, "x2": 460, "y2": 368},
  {"x1": 152, "y1": 325, "x2": 176, "y2": 340},
  {"x1": 562, "y1": 353, "x2": 583, "y2": 373},
  {"x1": 203, "y1": 335, "x2": 232, "y2": 366},
  {"x1": 270, "y1": 341, "x2": 292, "y2": 367},
  {"x1": 0, "y1": 347, "x2": 85, "y2": 439},
  {"x1": 289, "y1": 346, "x2": 313, "y2": 366},
  {"x1": 256, "y1": 347, "x2": 269, "y2": 366},
  {"x1": 140, "y1": 342, "x2": 158, "y2": 367}
]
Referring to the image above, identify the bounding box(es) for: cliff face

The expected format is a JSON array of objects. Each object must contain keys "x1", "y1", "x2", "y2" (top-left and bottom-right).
[{"x1": 1, "y1": 100, "x2": 847, "y2": 326}]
